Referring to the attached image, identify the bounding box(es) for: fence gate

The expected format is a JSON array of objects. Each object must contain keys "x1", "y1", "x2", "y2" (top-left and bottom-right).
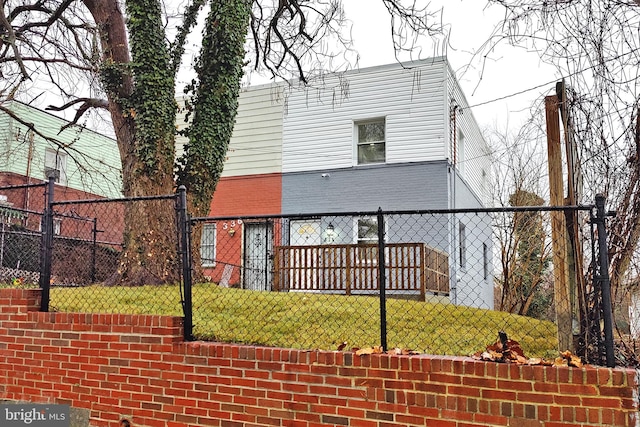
[{"x1": 243, "y1": 221, "x2": 273, "y2": 291}]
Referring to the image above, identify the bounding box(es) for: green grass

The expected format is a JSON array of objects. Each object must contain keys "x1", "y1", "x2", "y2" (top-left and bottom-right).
[{"x1": 46, "y1": 282, "x2": 558, "y2": 357}]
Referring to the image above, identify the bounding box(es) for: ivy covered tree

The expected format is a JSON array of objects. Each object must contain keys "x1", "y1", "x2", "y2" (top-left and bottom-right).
[{"x1": 0, "y1": 0, "x2": 442, "y2": 284}]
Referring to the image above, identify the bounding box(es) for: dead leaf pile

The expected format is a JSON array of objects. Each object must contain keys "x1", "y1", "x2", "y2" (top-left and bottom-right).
[
  {"x1": 339, "y1": 343, "x2": 421, "y2": 356},
  {"x1": 472, "y1": 331, "x2": 583, "y2": 368}
]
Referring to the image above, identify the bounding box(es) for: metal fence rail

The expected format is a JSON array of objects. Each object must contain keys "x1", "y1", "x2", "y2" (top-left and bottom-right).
[
  {"x1": 188, "y1": 202, "x2": 614, "y2": 365},
  {"x1": 0, "y1": 179, "x2": 619, "y2": 367}
]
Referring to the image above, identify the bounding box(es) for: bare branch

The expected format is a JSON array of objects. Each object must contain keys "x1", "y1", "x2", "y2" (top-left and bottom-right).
[
  {"x1": 46, "y1": 97, "x2": 109, "y2": 133},
  {"x1": 0, "y1": 3, "x2": 30, "y2": 80}
]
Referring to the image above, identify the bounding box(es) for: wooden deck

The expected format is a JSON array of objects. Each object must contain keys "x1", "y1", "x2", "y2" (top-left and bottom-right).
[{"x1": 273, "y1": 243, "x2": 449, "y2": 300}]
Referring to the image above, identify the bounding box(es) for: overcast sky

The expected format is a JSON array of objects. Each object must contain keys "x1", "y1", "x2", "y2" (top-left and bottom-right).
[
  {"x1": 173, "y1": 1, "x2": 560, "y2": 133},
  {"x1": 221, "y1": 0, "x2": 562, "y2": 133},
  {"x1": 340, "y1": 0, "x2": 560, "y2": 132}
]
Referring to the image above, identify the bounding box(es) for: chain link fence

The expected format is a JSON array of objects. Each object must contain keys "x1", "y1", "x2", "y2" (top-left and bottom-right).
[
  {"x1": 44, "y1": 194, "x2": 183, "y2": 314},
  {"x1": 0, "y1": 178, "x2": 184, "y2": 316},
  {"x1": 189, "y1": 203, "x2": 612, "y2": 363},
  {"x1": 0, "y1": 182, "x2": 46, "y2": 287},
  {"x1": 0, "y1": 179, "x2": 619, "y2": 366}
]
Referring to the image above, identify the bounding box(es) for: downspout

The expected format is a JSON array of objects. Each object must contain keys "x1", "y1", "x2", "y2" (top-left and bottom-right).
[
  {"x1": 450, "y1": 102, "x2": 459, "y2": 304},
  {"x1": 23, "y1": 130, "x2": 34, "y2": 211}
]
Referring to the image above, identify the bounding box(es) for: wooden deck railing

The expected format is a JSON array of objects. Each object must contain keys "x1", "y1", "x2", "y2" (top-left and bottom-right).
[{"x1": 273, "y1": 243, "x2": 449, "y2": 300}]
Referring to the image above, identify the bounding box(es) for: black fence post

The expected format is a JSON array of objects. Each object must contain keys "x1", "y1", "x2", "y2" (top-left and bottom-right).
[
  {"x1": 39, "y1": 175, "x2": 55, "y2": 312},
  {"x1": 595, "y1": 194, "x2": 615, "y2": 367},
  {"x1": 91, "y1": 218, "x2": 98, "y2": 283},
  {"x1": 177, "y1": 186, "x2": 193, "y2": 341},
  {"x1": 377, "y1": 208, "x2": 387, "y2": 351}
]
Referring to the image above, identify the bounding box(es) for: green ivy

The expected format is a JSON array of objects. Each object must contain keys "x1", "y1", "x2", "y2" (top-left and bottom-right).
[
  {"x1": 125, "y1": 0, "x2": 177, "y2": 178},
  {"x1": 99, "y1": 59, "x2": 130, "y2": 105},
  {"x1": 176, "y1": 0, "x2": 250, "y2": 211}
]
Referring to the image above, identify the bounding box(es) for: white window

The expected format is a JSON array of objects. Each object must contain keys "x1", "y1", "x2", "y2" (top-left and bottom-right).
[
  {"x1": 200, "y1": 223, "x2": 216, "y2": 267},
  {"x1": 53, "y1": 218, "x2": 62, "y2": 236},
  {"x1": 356, "y1": 119, "x2": 385, "y2": 165},
  {"x1": 44, "y1": 148, "x2": 67, "y2": 185},
  {"x1": 357, "y1": 217, "x2": 379, "y2": 245},
  {"x1": 356, "y1": 217, "x2": 380, "y2": 264},
  {"x1": 457, "y1": 129, "x2": 465, "y2": 176},
  {"x1": 459, "y1": 222, "x2": 466, "y2": 269}
]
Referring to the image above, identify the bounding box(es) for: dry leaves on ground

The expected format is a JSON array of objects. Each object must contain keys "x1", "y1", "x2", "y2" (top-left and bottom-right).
[
  {"x1": 472, "y1": 331, "x2": 583, "y2": 368},
  {"x1": 343, "y1": 344, "x2": 421, "y2": 356}
]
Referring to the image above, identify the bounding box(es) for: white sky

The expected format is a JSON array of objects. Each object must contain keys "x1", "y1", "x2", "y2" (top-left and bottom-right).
[
  {"x1": 34, "y1": 1, "x2": 560, "y2": 137},
  {"x1": 340, "y1": 0, "x2": 560, "y2": 132}
]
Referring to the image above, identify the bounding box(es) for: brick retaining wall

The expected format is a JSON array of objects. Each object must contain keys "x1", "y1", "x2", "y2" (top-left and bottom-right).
[{"x1": 0, "y1": 288, "x2": 637, "y2": 427}]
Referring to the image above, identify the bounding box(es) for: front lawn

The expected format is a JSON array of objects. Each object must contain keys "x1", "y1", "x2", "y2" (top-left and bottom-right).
[{"x1": 49, "y1": 282, "x2": 558, "y2": 357}]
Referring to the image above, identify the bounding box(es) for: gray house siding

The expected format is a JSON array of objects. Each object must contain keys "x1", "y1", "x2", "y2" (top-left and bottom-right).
[
  {"x1": 282, "y1": 161, "x2": 450, "y2": 214},
  {"x1": 282, "y1": 160, "x2": 496, "y2": 309},
  {"x1": 453, "y1": 171, "x2": 484, "y2": 209},
  {"x1": 449, "y1": 209, "x2": 494, "y2": 309}
]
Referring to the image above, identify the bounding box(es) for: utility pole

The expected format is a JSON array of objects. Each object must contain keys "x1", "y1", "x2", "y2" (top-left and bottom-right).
[
  {"x1": 557, "y1": 81, "x2": 585, "y2": 348},
  {"x1": 545, "y1": 95, "x2": 572, "y2": 352}
]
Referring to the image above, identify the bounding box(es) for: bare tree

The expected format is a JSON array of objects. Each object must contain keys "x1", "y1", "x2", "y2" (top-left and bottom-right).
[
  {"x1": 479, "y1": 0, "x2": 640, "y2": 364},
  {"x1": 489, "y1": 119, "x2": 553, "y2": 318},
  {"x1": 0, "y1": 0, "x2": 445, "y2": 284},
  {"x1": 485, "y1": 0, "x2": 640, "y2": 295}
]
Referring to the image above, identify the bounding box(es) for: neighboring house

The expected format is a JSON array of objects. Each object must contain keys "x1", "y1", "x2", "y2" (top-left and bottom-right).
[
  {"x1": 179, "y1": 57, "x2": 494, "y2": 309},
  {"x1": 0, "y1": 101, "x2": 122, "y2": 237},
  {"x1": 0, "y1": 101, "x2": 122, "y2": 200},
  {"x1": 0, "y1": 101, "x2": 123, "y2": 283}
]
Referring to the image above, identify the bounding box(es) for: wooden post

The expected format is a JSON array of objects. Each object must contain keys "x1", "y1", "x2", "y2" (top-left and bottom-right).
[
  {"x1": 545, "y1": 95, "x2": 572, "y2": 351},
  {"x1": 557, "y1": 81, "x2": 585, "y2": 346}
]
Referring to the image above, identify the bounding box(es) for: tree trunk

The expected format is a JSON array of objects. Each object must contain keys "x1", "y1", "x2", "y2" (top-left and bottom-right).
[
  {"x1": 85, "y1": 0, "x2": 180, "y2": 285},
  {"x1": 108, "y1": 169, "x2": 179, "y2": 286}
]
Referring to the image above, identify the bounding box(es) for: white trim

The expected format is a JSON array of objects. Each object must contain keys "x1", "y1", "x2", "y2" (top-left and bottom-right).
[{"x1": 200, "y1": 223, "x2": 217, "y2": 267}]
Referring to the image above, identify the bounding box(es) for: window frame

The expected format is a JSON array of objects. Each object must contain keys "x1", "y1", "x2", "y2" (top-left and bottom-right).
[
  {"x1": 355, "y1": 118, "x2": 386, "y2": 165},
  {"x1": 354, "y1": 216, "x2": 384, "y2": 265},
  {"x1": 200, "y1": 223, "x2": 217, "y2": 267},
  {"x1": 44, "y1": 148, "x2": 68, "y2": 185},
  {"x1": 355, "y1": 217, "x2": 380, "y2": 245},
  {"x1": 458, "y1": 221, "x2": 467, "y2": 270}
]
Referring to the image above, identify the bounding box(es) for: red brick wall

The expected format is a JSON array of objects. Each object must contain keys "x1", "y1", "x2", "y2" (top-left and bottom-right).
[
  {"x1": 0, "y1": 288, "x2": 637, "y2": 427},
  {"x1": 210, "y1": 174, "x2": 281, "y2": 217},
  {"x1": 204, "y1": 174, "x2": 282, "y2": 285},
  {"x1": 0, "y1": 171, "x2": 125, "y2": 243}
]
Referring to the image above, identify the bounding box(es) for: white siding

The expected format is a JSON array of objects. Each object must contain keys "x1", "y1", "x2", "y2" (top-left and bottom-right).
[
  {"x1": 2, "y1": 102, "x2": 122, "y2": 198},
  {"x1": 282, "y1": 59, "x2": 449, "y2": 173},
  {"x1": 446, "y1": 65, "x2": 492, "y2": 206},
  {"x1": 223, "y1": 84, "x2": 283, "y2": 177},
  {"x1": 175, "y1": 83, "x2": 284, "y2": 178}
]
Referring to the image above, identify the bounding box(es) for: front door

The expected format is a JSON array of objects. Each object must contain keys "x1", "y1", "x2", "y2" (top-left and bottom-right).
[{"x1": 243, "y1": 221, "x2": 273, "y2": 291}]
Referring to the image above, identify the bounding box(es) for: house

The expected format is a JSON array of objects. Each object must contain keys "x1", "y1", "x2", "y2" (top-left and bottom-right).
[
  {"x1": 0, "y1": 101, "x2": 123, "y2": 283},
  {"x1": 0, "y1": 100, "x2": 122, "y2": 238},
  {"x1": 180, "y1": 57, "x2": 494, "y2": 309},
  {"x1": 0, "y1": 100, "x2": 122, "y2": 198}
]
